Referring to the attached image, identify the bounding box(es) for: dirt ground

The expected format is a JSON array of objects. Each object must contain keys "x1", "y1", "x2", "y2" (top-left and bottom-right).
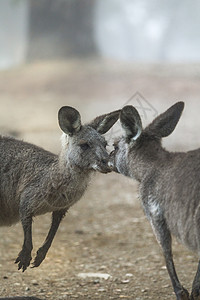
[{"x1": 0, "y1": 60, "x2": 200, "y2": 299}]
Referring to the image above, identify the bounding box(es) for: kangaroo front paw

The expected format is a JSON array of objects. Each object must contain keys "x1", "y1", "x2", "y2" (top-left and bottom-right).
[
  {"x1": 191, "y1": 287, "x2": 200, "y2": 300},
  {"x1": 175, "y1": 287, "x2": 190, "y2": 300},
  {"x1": 32, "y1": 247, "x2": 47, "y2": 268},
  {"x1": 15, "y1": 248, "x2": 32, "y2": 272}
]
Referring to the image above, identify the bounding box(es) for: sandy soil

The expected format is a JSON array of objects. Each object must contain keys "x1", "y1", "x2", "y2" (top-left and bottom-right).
[{"x1": 0, "y1": 60, "x2": 200, "y2": 299}]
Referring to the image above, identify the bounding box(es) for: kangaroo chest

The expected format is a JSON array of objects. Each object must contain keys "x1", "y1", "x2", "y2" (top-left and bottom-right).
[{"x1": 34, "y1": 174, "x2": 89, "y2": 216}]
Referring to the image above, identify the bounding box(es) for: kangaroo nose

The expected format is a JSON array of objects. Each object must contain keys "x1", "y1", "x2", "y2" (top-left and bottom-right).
[
  {"x1": 108, "y1": 161, "x2": 114, "y2": 169},
  {"x1": 102, "y1": 159, "x2": 108, "y2": 165},
  {"x1": 98, "y1": 158, "x2": 112, "y2": 173},
  {"x1": 101, "y1": 159, "x2": 110, "y2": 169}
]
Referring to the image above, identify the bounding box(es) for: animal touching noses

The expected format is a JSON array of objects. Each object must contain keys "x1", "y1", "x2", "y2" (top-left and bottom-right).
[
  {"x1": 102, "y1": 159, "x2": 108, "y2": 165},
  {"x1": 99, "y1": 159, "x2": 112, "y2": 173},
  {"x1": 108, "y1": 160, "x2": 114, "y2": 170}
]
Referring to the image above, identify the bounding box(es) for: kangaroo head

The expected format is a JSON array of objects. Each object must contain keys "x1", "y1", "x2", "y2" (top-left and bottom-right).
[
  {"x1": 58, "y1": 106, "x2": 120, "y2": 173},
  {"x1": 110, "y1": 102, "x2": 184, "y2": 179}
]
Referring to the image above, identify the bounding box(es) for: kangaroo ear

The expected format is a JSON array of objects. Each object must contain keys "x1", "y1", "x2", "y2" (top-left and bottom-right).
[
  {"x1": 145, "y1": 102, "x2": 184, "y2": 138},
  {"x1": 89, "y1": 110, "x2": 120, "y2": 134},
  {"x1": 58, "y1": 106, "x2": 82, "y2": 136},
  {"x1": 120, "y1": 106, "x2": 142, "y2": 141}
]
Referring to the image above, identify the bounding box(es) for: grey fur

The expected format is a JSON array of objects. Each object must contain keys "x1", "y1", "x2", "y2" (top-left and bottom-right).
[
  {"x1": 111, "y1": 102, "x2": 200, "y2": 300},
  {"x1": 0, "y1": 106, "x2": 120, "y2": 272}
]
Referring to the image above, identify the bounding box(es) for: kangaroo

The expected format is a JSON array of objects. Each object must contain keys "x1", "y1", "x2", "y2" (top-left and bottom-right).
[
  {"x1": 110, "y1": 102, "x2": 200, "y2": 300},
  {"x1": 0, "y1": 106, "x2": 120, "y2": 272}
]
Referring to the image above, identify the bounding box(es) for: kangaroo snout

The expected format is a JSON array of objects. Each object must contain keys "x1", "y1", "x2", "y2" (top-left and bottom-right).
[
  {"x1": 96, "y1": 158, "x2": 112, "y2": 174},
  {"x1": 108, "y1": 151, "x2": 118, "y2": 173}
]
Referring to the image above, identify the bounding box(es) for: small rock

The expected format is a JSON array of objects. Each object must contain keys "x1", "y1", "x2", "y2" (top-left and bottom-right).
[
  {"x1": 31, "y1": 280, "x2": 39, "y2": 286},
  {"x1": 162, "y1": 284, "x2": 170, "y2": 288},
  {"x1": 125, "y1": 273, "x2": 133, "y2": 277},
  {"x1": 99, "y1": 265, "x2": 107, "y2": 270},
  {"x1": 61, "y1": 292, "x2": 72, "y2": 295},
  {"x1": 93, "y1": 279, "x2": 100, "y2": 284},
  {"x1": 121, "y1": 280, "x2": 130, "y2": 284},
  {"x1": 77, "y1": 272, "x2": 111, "y2": 280},
  {"x1": 3, "y1": 276, "x2": 8, "y2": 279},
  {"x1": 98, "y1": 288, "x2": 106, "y2": 292},
  {"x1": 74, "y1": 241, "x2": 80, "y2": 246},
  {"x1": 14, "y1": 282, "x2": 20, "y2": 286},
  {"x1": 25, "y1": 286, "x2": 30, "y2": 291},
  {"x1": 123, "y1": 262, "x2": 133, "y2": 267}
]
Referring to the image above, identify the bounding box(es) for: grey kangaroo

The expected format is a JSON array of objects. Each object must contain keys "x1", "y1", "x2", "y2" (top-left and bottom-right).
[
  {"x1": 0, "y1": 106, "x2": 120, "y2": 272},
  {"x1": 110, "y1": 102, "x2": 200, "y2": 300}
]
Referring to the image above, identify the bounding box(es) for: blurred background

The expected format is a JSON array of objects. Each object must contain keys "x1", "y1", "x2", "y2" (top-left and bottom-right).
[
  {"x1": 0, "y1": 1, "x2": 200, "y2": 299},
  {"x1": 1, "y1": 0, "x2": 200, "y2": 67},
  {"x1": 0, "y1": 0, "x2": 200, "y2": 151}
]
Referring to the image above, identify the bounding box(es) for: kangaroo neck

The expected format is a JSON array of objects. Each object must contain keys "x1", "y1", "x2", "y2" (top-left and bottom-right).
[
  {"x1": 39, "y1": 156, "x2": 93, "y2": 211},
  {"x1": 131, "y1": 147, "x2": 172, "y2": 183}
]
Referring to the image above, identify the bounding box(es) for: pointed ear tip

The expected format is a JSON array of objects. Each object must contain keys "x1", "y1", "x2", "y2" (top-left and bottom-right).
[
  {"x1": 176, "y1": 101, "x2": 185, "y2": 111},
  {"x1": 58, "y1": 106, "x2": 81, "y2": 120},
  {"x1": 58, "y1": 105, "x2": 76, "y2": 113},
  {"x1": 58, "y1": 106, "x2": 71, "y2": 116},
  {"x1": 122, "y1": 105, "x2": 134, "y2": 111},
  {"x1": 120, "y1": 105, "x2": 140, "y2": 119}
]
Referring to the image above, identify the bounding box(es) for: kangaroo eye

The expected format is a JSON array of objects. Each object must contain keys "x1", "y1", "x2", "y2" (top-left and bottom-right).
[{"x1": 80, "y1": 143, "x2": 90, "y2": 150}]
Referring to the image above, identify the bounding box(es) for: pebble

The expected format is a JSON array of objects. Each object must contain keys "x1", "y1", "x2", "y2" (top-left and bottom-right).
[
  {"x1": 125, "y1": 273, "x2": 133, "y2": 277},
  {"x1": 162, "y1": 284, "x2": 170, "y2": 288},
  {"x1": 61, "y1": 292, "x2": 72, "y2": 295},
  {"x1": 123, "y1": 262, "x2": 133, "y2": 267},
  {"x1": 93, "y1": 279, "x2": 100, "y2": 284},
  {"x1": 14, "y1": 282, "x2": 20, "y2": 286},
  {"x1": 121, "y1": 280, "x2": 130, "y2": 284},
  {"x1": 98, "y1": 288, "x2": 106, "y2": 292},
  {"x1": 74, "y1": 241, "x2": 80, "y2": 246},
  {"x1": 99, "y1": 265, "x2": 107, "y2": 270},
  {"x1": 31, "y1": 280, "x2": 39, "y2": 286},
  {"x1": 77, "y1": 272, "x2": 111, "y2": 280}
]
